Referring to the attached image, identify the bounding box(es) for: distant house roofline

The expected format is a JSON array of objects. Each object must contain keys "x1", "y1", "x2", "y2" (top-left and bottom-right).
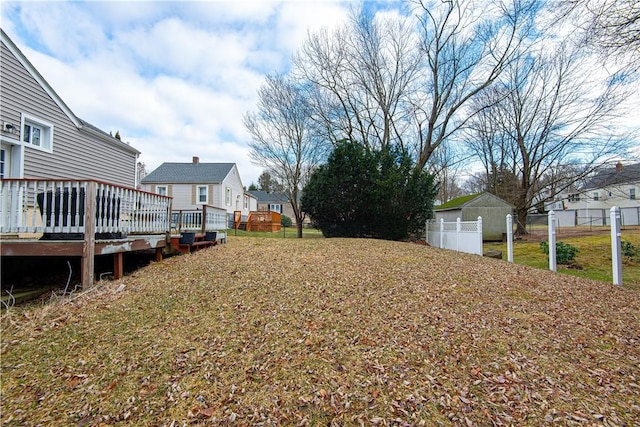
[
  {"x1": 581, "y1": 162, "x2": 640, "y2": 190},
  {"x1": 141, "y1": 162, "x2": 237, "y2": 184}
]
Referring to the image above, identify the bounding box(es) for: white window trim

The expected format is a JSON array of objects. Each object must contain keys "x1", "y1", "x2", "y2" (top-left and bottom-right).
[
  {"x1": 269, "y1": 203, "x2": 282, "y2": 213},
  {"x1": 156, "y1": 185, "x2": 168, "y2": 196},
  {"x1": 20, "y1": 113, "x2": 54, "y2": 153},
  {"x1": 243, "y1": 195, "x2": 249, "y2": 210},
  {"x1": 225, "y1": 187, "x2": 231, "y2": 206},
  {"x1": 197, "y1": 185, "x2": 208, "y2": 205}
]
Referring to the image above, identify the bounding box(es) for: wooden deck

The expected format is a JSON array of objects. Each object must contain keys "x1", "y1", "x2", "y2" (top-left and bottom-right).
[
  {"x1": 234, "y1": 210, "x2": 281, "y2": 232},
  {"x1": 1, "y1": 179, "x2": 228, "y2": 289}
]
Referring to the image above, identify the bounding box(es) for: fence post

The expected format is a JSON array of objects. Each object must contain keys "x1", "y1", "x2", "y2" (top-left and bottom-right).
[
  {"x1": 506, "y1": 214, "x2": 513, "y2": 262},
  {"x1": 456, "y1": 218, "x2": 461, "y2": 251},
  {"x1": 425, "y1": 220, "x2": 428, "y2": 244},
  {"x1": 610, "y1": 207, "x2": 622, "y2": 285},
  {"x1": 548, "y1": 210, "x2": 556, "y2": 272},
  {"x1": 477, "y1": 216, "x2": 483, "y2": 255},
  {"x1": 439, "y1": 218, "x2": 444, "y2": 249}
]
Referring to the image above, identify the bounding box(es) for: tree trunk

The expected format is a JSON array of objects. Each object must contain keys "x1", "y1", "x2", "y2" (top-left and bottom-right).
[
  {"x1": 515, "y1": 206, "x2": 529, "y2": 235},
  {"x1": 296, "y1": 221, "x2": 303, "y2": 238}
]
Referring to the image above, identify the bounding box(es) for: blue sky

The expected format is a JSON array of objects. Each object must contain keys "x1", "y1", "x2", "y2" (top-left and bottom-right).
[{"x1": 1, "y1": 0, "x2": 405, "y2": 186}]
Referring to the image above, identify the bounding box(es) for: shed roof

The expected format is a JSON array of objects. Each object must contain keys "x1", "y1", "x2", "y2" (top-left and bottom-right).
[
  {"x1": 142, "y1": 162, "x2": 235, "y2": 184},
  {"x1": 435, "y1": 192, "x2": 514, "y2": 211},
  {"x1": 435, "y1": 193, "x2": 481, "y2": 211}
]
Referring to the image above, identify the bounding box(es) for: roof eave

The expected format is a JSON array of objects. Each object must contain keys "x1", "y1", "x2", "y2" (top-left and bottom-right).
[{"x1": 1, "y1": 29, "x2": 82, "y2": 128}]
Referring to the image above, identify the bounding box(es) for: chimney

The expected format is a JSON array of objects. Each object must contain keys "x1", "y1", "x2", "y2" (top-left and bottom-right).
[
  {"x1": 616, "y1": 162, "x2": 623, "y2": 173},
  {"x1": 192, "y1": 156, "x2": 199, "y2": 164}
]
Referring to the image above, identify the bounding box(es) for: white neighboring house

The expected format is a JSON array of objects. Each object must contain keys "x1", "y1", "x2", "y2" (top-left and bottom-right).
[
  {"x1": 561, "y1": 162, "x2": 640, "y2": 226},
  {"x1": 140, "y1": 157, "x2": 257, "y2": 218}
]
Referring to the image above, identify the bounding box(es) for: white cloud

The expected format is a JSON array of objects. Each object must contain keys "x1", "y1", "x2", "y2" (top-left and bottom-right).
[{"x1": 1, "y1": 1, "x2": 354, "y2": 186}]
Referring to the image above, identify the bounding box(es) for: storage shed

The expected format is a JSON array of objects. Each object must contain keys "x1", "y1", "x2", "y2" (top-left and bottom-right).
[{"x1": 434, "y1": 193, "x2": 514, "y2": 241}]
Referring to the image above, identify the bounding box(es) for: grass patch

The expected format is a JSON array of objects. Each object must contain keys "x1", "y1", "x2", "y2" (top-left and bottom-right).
[
  {"x1": 227, "y1": 227, "x2": 324, "y2": 239},
  {"x1": 2, "y1": 238, "x2": 639, "y2": 425},
  {"x1": 485, "y1": 229, "x2": 640, "y2": 290}
]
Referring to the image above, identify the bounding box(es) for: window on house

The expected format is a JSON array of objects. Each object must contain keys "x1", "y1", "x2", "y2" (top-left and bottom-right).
[
  {"x1": 243, "y1": 195, "x2": 249, "y2": 210},
  {"x1": 269, "y1": 204, "x2": 282, "y2": 213},
  {"x1": 156, "y1": 186, "x2": 167, "y2": 196},
  {"x1": 21, "y1": 114, "x2": 53, "y2": 151},
  {"x1": 631, "y1": 188, "x2": 637, "y2": 200},
  {"x1": 593, "y1": 192, "x2": 599, "y2": 201},
  {"x1": 197, "y1": 185, "x2": 208, "y2": 204},
  {"x1": 225, "y1": 187, "x2": 231, "y2": 206},
  {"x1": 568, "y1": 194, "x2": 580, "y2": 202}
]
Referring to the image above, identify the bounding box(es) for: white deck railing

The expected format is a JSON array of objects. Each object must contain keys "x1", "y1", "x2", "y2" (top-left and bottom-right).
[
  {"x1": 172, "y1": 205, "x2": 228, "y2": 233},
  {"x1": 0, "y1": 179, "x2": 172, "y2": 236},
  {"x1": 426, "y1": 217, "x2": 483, "y2": 255}
]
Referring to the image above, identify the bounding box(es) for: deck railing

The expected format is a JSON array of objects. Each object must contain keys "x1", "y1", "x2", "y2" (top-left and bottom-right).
[
  {"x1": 241, "y1": 211, "x2": 282, "y2": 232},
  {"x1": 172, "y1": 205, "x2": 227, "y2": 233},
  {"x1": 0, "y1": 179, "x2": 172, "y2": 236}
]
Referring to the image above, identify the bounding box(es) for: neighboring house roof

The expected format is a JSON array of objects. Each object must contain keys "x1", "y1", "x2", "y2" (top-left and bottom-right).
[
  {"x1": 435, "y1": 192, "x2": 514, "y2": 211},
  {"x1": 246, "y1": 190, "x2": 289, "y2": 203},
  {"x1": 0, "y1": 29, "x2": 140, "y2": 155},
  {"x1": 142, "y1": 162, "x2": 235, "y2": 184},
  {"x1": 582, "y1": 163, "x2": 640, "y2": 190}
]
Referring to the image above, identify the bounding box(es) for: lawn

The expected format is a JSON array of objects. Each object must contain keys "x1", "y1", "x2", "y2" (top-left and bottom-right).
[
  {"x1": 2, "y1": 237, "x2": 639, "y2": 425},
  {"x1": 228, "y1": 227, "x2": 324, "y2": 239},
  {"x1": 484, "y1": 228, "x2": 640, "y2": 290}
]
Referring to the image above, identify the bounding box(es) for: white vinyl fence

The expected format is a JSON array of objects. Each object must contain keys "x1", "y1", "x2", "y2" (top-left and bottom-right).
[
  {"x1": 505, "y1": 209, "x2": 626, "y2": 285},
  {"x1": 426, "y1": 217, "x2": 483, "y2": 255}
]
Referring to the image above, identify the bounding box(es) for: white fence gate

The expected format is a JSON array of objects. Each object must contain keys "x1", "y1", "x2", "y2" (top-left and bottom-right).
[{"x1": 426, "y1": 217, "x2": 483, "y2": 255}]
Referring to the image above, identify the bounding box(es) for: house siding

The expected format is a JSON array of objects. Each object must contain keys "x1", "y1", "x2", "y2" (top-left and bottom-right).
[{"x1": 0, "y1": 39, "x2": 137, "y2": 187}]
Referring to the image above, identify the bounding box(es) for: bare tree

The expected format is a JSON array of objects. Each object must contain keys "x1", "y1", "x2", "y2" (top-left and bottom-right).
[
  {"x1": 465, "y1": 40, "x2": 633, "y2": 233},
  {"x1": 136, "y1": 161, "x2": 147, "y2": 189},
  {"x1": 556, "y1": 0, "x2": 640, "y2": 70},
  {"x1": 426, "y1": 141, "x2": 466, "y2": 203},
  {"x1": 244, "y1": 74, "x2": 328, "y2": 238},
  {"x1": 411, "y1": 0, "x2": 537, "y2": 169},
  {"x1": 294, "y1": 0, "x2": 537, "y2": 171},
  {"x1": 294, "y1": 7, "x2": 422, "y2": 154}
]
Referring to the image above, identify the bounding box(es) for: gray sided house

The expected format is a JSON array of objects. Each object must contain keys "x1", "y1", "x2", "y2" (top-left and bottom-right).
[
  {"x1": 141, "y1": 157, "x2": 257, "y2": 216},
  {"x1": 0, "y1": 29, "x2": 139, "y2": 186},
  {"x1": 434, "y1": 192, "x2": 514, "y2": 241}
]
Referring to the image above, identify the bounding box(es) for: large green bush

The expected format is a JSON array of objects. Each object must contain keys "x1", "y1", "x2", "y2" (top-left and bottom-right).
[{"x1": 301, "y1": 140, "x2": 437, "y2": 240}]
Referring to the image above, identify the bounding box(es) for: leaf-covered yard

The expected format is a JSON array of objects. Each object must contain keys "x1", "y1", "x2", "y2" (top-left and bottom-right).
[{"x1": 2, "y1": 237, "x2": 639, "y2": 425}]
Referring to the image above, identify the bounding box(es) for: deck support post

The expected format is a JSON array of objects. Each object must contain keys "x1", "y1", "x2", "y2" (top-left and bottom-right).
[
  {"x1": 113, "y1": 253, "x2": 124, "y2": 280},
  {"x1": 155, "y1": 247, "x2": 163, "y2": 262},
  {"x1": 81, "y1": 182, "x2": 97, "y2": 289}
]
